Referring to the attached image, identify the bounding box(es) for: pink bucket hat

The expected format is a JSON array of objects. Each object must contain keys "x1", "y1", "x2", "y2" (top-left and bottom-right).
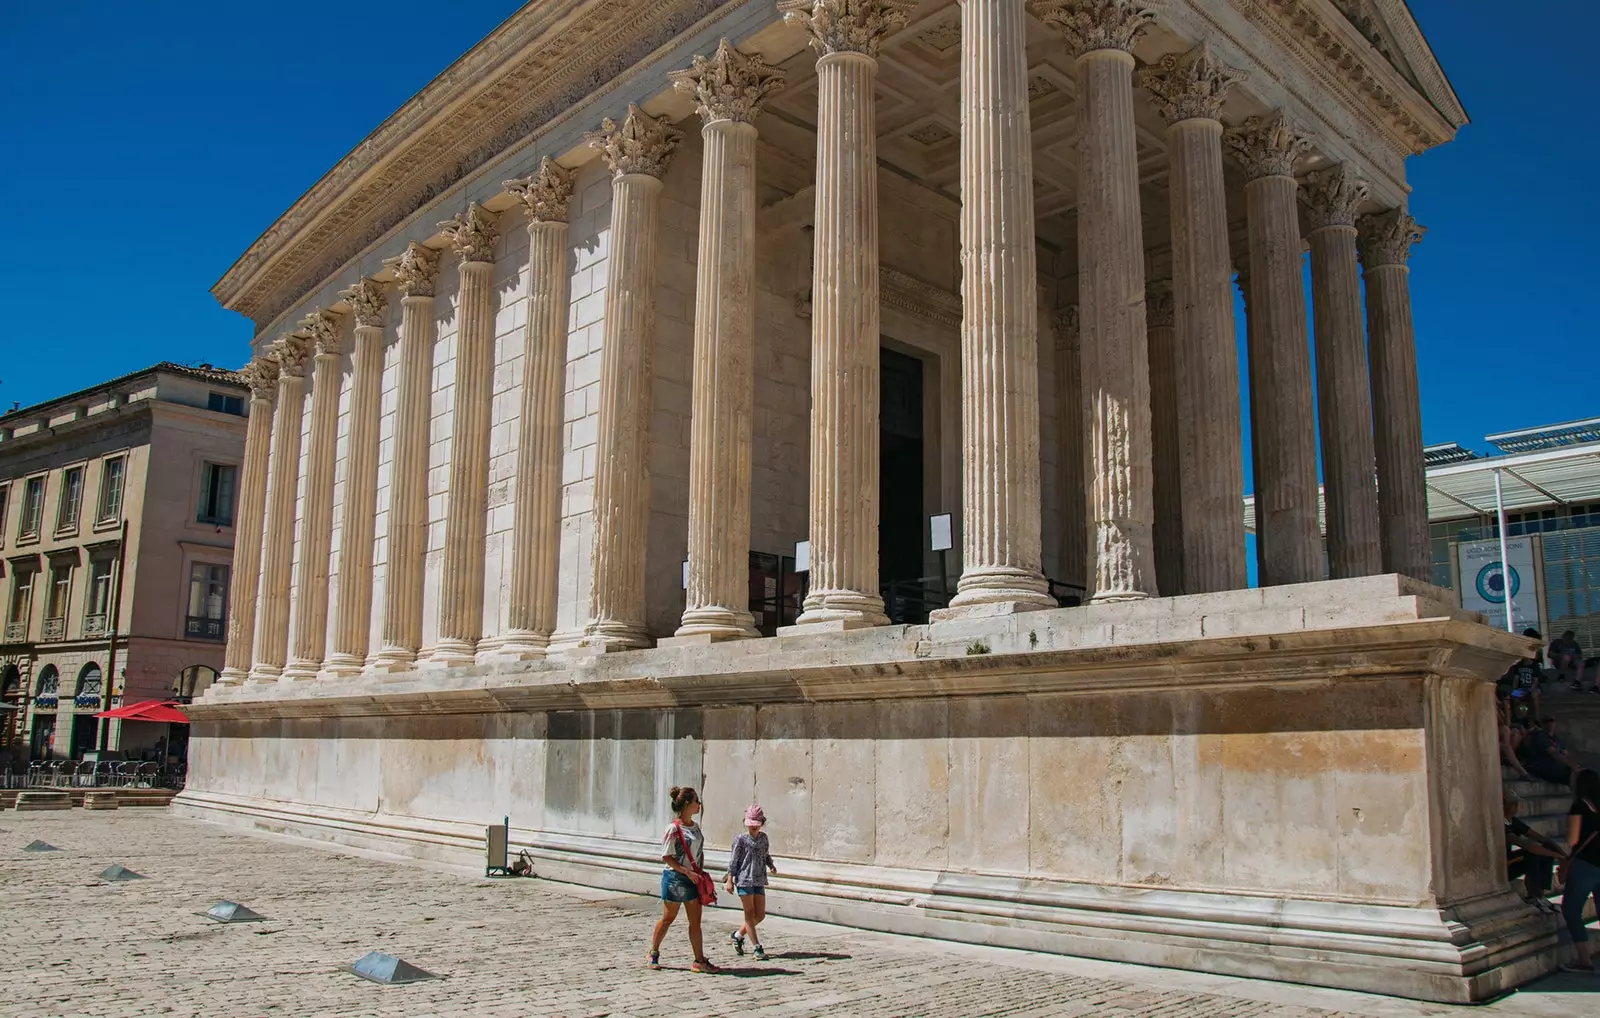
[{"x1": 743, "y1": 804, "x2": 767, "y2": 828}]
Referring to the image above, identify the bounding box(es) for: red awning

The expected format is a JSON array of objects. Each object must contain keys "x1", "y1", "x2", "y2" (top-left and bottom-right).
[{"x1": 95, "y1": 700, "x2": 190, "y2": 724}]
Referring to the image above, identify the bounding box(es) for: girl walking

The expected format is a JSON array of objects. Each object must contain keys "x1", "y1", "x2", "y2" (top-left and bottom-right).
[
  {"x1": 650, "y1": 786, "x2": 718, "y2": 973},
  {"x1": 724, "y1": 804, "x2": 779, "y2": 960}
]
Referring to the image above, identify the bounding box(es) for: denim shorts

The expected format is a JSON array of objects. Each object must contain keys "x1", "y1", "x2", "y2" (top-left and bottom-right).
[
  {"x1": 661, "y1": 869, "x2": 698, "y2": 903},
  {"x1": 736, "y1": 885, "x2": 766, "y2": 897}
]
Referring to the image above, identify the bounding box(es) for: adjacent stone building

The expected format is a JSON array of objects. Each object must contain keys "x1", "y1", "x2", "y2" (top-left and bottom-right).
[
  {"x1": 178, "y1": 0, "x2": 1556, "y2": 1002},
  {"x1": 0, "y1": 364, "x2": 248, "y2": 762}
]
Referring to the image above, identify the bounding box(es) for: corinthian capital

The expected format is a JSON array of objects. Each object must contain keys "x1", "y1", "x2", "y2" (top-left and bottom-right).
[
  {"x1": 1146, "y1": 280, "x2": 1175, "y2": 328},
  {"x1": 299, "y1": 309, "x2": 343, "y2": 357},
  {"x1": 1223, "y1": 110, "x2": 1311, "y2": 180},
  {"x1": 1139, "y1": 42, "x2": 1239, "y2": 125},
  {"x1": 670, "y1": 39, "x2": 786, "y2": 125},
  {"x1": 269, "y1": 334, "x2": 311, "y2": 379},
  {"x1": 504, "y1": 157, "x2": 576, "y2": 224},
  {"x1": 1357, "y1": 208, "x2": 1425, "y2": 268},
  {"x1": 1032, "y1": 0, "x2": 1157, "y2": 59},
  {"x1": 239, "y1": 357, "x2": 280, "y2": 402},
  {"x1": 384, "y1": 241, "x2": 440, "y2": 298},
  {"x1": 439, "y1": 202, "x2": 499, "y2": 263},
  {"x1": 1052, "y1": 305, "x2": 1081, "y2": 351},
  {"x1": 338, "y1": 277, "x2": 388, "y2": 329},
  {"x1": 1300, "y1": 163, "x2": 1371, "y2": 231},
  {"x1": 778, "y1": 0, "x2": 916, "y2": 59},
  {"x1": 587, "y1": 104, "x2": 682, "y2": 179}
]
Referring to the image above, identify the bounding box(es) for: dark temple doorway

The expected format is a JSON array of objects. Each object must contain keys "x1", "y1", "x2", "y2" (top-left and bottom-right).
[{"x1": 879, "y1": 347, "x2": 925, "y2": 596}]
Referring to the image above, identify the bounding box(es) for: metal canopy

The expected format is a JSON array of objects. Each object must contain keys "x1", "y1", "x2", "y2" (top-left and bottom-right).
[{"x1": 1243, "y1": 442, "x2": 1600, "y2": 533}]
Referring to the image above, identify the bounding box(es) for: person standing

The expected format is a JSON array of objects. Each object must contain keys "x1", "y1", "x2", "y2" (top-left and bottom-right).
[
  {"x1": 1559, "y1": 769, "x2": 1600, "y2": 972},
  {"x1": 650, "y1": 786, "x2": 718, "y2": 973},
  {"x1": 724, "y1": 804, "x2": 779, "y2": 960}
]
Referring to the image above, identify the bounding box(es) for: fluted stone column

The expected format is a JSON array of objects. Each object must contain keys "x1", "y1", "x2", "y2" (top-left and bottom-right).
[
  {"x1": 1225, "y1": 111, "x2": 1321, "y2": 586},
  {"x1": 1039, "y1": 0, "x2": 1157, "y2": 602},
  {"x1": 1236, "y1": 261, "x2": 1266, "y2": 580},
  {"x1": 1052, "y1": 306, "x2": 1087, "y2": 595},
  {"x1": 431, "y1": 204, "x2": 499, "y2": 666},
  {"x1": 1140, "y1": 43, "x2": 1246, "y2": 594},
  {"x1": 933, "y1": 0, "x2": 1055, "y2": 618},
  {"x1": 219, "y1": 358, "x2": 278, "y2": 684},
  {"x1": 666, "y1": 41, "x2": 785, "y2": 641},
  {"x1": 284, "y1": 311, "x2": 344, "y2": 680},
  {"x1": 573, "y1": 105, "x2": 681, "y2": 650},
  {"x1": 781, "y1": 0, "x2": 911, "y2": 629},
  {"x1": 1304, "y1": 164, "x2": 1382, "y2": 579},
  {"x1": 250, "y1": 335, "x2": 310, "y2": 681},
  {"x1": 1145, "y1": 282, "x2": 1183, "y2": 596},
  {"x1": 369, "y1": 242, "x2": 439, "y2": 671},
  {"x1": 498, "y1": 159, "x2": 575, "y2": 658},
  {"x1": 1359, "y1": 208, "x2": 1429, "y2": 581},
  {"x1": 324, "y1": 279, "x2": 387, "y2": 675}
]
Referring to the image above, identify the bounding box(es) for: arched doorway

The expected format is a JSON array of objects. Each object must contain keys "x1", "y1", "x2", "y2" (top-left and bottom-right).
[
  {"x1": 31, "y1": 666, "x2": 59, "y2": 761},
  {"x1": 1, "y1": 664, "x2": 22, "y2": 763},
  {"x1": 70, "y1": 663, "x2": 103, "y2": 759}
]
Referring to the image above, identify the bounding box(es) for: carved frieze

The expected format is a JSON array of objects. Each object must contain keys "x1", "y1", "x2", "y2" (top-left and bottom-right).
[
  {"x1": 1300, "y1": 163, "x2": 1370, "y2": 230},
  {"x1": 1139, "y1": 42, "x2": 1240, "y2": 125},
  {"x1": 587, "y1": 104, "x2": 682, "y2": 179},
  {"x1": 778, "y1": 0, "x2": 917, "y2": 59},
  {"x1": 383, "y1": 242, "x2": 440, "y2": 298},
  {"x1": 439, "y1": 202, "x2": 500, "y2": 263},
  {"x1": 669, "y1": 38, "x2": 786, "y2": 125},
  {"x1": 1032, "y1": 0, "x2": 1156, "y2": 58},
  {"x1": 1357, "y1": 208, "x2": 1424, "y2": 268},
  {"x1": 299, "y1": 309, "x2": 343, "y2": 357},
  {"x1": 1224, "y1": 110, "x2": 1312, "y2": 180},
  {"x1": 338, "y1": 278, "x2": 388, "y2": 329},
  {"x1": 505, "y1": 157, "x2": 576, "y2": 224}
]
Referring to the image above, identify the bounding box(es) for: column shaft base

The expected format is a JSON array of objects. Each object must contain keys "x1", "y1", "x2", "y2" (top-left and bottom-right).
[
  {"x1": 423, "y1": 639, "x2": 479, "y2": 668},
  {"x1": 364, "y1": 647, "x2": 419, "y2": 675},
  {"x1": 246, "y1": 665, "x2": 283, "y2": 684},
  {"x1": 486, "y1": 631, "x2": 551, "y2": 661},
  {"x1": 671, "y1": 607, "x2": 759, "y2": 643},
  {"x1": 217, "y1": 667, "x2": 249, "y2": 686},
  {"x1": 319, "y1": 653, "x2": 366, "y2": 678},
  {"x1": 279, "y1": 661, "x2": 321, "y2": 682},
  {"x1": 796, "y1": 589, "x2": 888, "y2": 629}
]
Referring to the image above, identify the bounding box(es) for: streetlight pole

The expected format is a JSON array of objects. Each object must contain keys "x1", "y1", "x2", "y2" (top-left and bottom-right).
[{"x1": 1493, "y1": 469, "x2": 1515, "y2": 634}]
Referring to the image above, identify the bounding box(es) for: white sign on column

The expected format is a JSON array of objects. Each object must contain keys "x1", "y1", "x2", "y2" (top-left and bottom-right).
[{"x1": 1457, "y1": 537, "x2": 1542, "y2": 632}]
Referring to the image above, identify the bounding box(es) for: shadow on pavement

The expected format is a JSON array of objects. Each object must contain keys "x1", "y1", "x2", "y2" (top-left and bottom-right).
[{"x1": 771, "y1": 951, "x2": 852, "y2": 961}]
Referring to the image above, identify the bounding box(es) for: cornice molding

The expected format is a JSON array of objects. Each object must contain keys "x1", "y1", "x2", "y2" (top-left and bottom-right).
[
  {"x1": 1230, "y1": 0, "x2": 1458, "y2": 157},
  {"x1": 212, "y1": 0, "x2": 738, "y2": 330},
  {"x1": 881, "y1": 268, "x2": 961, "y2": 329}
]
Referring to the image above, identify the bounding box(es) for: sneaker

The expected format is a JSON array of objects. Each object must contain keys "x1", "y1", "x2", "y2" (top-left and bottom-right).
[
  {"x1": 648, "y1": 950, "x2": 661, "y2": 970},
  {"x1": 1559, "y1": 961, "x2": 1593, "y2": 974},
  {"x1": 730, "y1": 931, "x2": 746, "y2": 956},
  {"x1": 691, "y1": 958, "x2": 720, "y2": 974},
  {"x1": 753, "y1": 944, "x2": 768, "y2": 961}
]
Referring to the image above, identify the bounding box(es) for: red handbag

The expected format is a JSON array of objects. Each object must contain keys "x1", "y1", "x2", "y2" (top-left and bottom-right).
[{"x1": 672, "y1": 820, "x2": 718, "y2": 906}]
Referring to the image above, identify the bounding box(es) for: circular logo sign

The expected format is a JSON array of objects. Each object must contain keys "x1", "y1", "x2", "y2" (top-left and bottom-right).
[{"x1": 1475, "y1": 561, "x2": 1520, "y2": 605}]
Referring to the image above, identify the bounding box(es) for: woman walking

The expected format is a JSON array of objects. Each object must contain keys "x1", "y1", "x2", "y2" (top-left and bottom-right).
[
  {"x1": 725, "y1": 804, "x2": 779, "y2": 960},
  {"x1": 1560, "y1": 768, "x2": 1600, "y2": 972},
  {"x1": 650, "y1": 786, "x2": 718, "y2": 973}
]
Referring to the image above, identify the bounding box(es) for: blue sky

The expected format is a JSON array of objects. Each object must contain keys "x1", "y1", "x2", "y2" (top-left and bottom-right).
[{"x1": 1, "y1": 1, "x2": 1591, "y2": 463}]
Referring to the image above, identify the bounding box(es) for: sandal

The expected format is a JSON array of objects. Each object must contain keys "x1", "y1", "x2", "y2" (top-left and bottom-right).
[
  {"x1": 648, "y1": 950, "x2": 661, "y2": 970},
  {"x1": 691, "y1": 957, "x2": 719, "y2": 974}
]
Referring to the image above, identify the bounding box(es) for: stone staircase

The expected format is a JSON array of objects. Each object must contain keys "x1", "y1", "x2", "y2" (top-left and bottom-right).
[{"x1": 0, "y1": 787, "x2": 177, "y2": 810}]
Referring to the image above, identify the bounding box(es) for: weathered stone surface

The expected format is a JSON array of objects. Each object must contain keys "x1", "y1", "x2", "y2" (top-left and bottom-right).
[
  {"x1": 250, "y1": 335, "x2": 309, "y2": 680},
  {"x1": 219, "y1": 359, "x2": 277, "y2": 684}
]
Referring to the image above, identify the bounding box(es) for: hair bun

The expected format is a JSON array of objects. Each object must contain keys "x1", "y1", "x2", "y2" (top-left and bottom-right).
[{"x1": 669, "y1": 786, "x2": 684, "y2": 798}]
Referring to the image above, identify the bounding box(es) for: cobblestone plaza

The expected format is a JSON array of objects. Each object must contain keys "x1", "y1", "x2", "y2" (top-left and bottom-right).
[{"x1": 0, "y1": 812, "x2": 1590, "y2": 1017}]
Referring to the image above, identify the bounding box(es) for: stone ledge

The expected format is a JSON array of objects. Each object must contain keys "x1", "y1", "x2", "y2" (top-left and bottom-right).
[
  {"x1": 190, "y1": 576, "x2": 1525, "y2": 722},
  {"x1": 172, "y1": 790, "x2": 1558, "y2": 1003}
]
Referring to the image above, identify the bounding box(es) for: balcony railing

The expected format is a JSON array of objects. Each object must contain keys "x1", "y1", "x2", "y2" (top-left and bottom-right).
[
  {"x1": 41, "y1": 617, "x2": 66, "y2": 642},
  {"x1": 83, "y1": 613, "x2": 108, "y2": 638},
  {"x1": 3, "y1": 622, "x2": 24, "y2": 643},
  {"x1": 185, "y1": 616, "x2": 225, "y2": 641}
]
